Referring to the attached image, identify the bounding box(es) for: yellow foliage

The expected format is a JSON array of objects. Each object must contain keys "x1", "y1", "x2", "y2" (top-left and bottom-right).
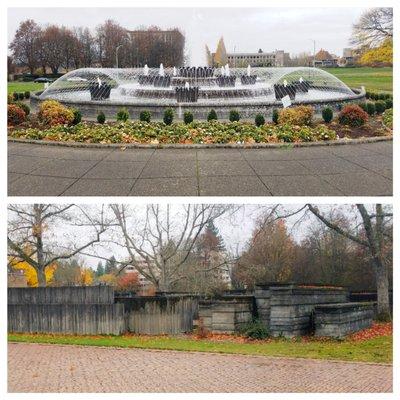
[
  {"x1": 10, "y1": 259, "x2": 57, "y2": 287},
  {"x1": 79, "y1": 267, "x2": 93, "y2": 286},
  {"x1": 360, "y1": 40, "x2": 393, "y2": 66},
  {"x1": 98, "y1": 273, "x2": 117, "y2": 286}
]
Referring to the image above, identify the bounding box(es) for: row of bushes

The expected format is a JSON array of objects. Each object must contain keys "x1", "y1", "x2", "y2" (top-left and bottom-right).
[
  {"x1": 111, "y1": 108, "x2": 246, "y2": 125},
  {"x1": 11, "y1": 91, "x2": 30, "y2": 101},
  {"x1": 366, "y1": 91, "x2": 392, "y2": 101},
  {"x1": 358, "y1": 99, "x2": 392, "y2": 116},
  {"x1": 111, "y1": 106, "x2": 312, "y2": 127}
]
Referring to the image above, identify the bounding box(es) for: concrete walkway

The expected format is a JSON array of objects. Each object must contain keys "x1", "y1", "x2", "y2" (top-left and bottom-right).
[
  {"x1": 8, "y1": 141, "x2": 392, "y2": 196},
  {"x1": 8, "y1": 343, "x2": 392, "y2": 393}
]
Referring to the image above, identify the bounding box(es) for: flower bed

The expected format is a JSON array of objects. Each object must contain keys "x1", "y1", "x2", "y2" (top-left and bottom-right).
[{"x1": 8, "y1": 120, "x2": 338, "y2": 144}]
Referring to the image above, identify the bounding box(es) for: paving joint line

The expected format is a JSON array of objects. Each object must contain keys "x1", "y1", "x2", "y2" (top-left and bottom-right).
[{"x1": 58, "y1": 148, "x2": 119, "y2": 196}]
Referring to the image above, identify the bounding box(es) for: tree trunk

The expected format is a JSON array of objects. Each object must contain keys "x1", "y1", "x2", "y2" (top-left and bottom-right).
[
  {"x1": 374, "y1": 259, "x2": 391, "y2": 319},
  {"x1": 37, "y1": 268, "x2": 46, "y2": 287}
]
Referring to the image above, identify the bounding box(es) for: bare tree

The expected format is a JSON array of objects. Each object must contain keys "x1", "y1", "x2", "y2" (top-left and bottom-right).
[
  {"x1": 266, "y1": 204, "x2": 392, "y2": 318},
  {"x1": 8, "y1": 204, "x2": 109, "y2": 287},
  {"x1": 110, "y1": 204, "x2": 232, "y2": 291},
  {"x1": 95, "y1": 19, "x2": 130, "y2": 67},
  {"x1": 351, "y1": 8, "x2": 393, "y2": 47},
  {"x1": 9, "y1": 19, "x2": 41, "y2": 74}
]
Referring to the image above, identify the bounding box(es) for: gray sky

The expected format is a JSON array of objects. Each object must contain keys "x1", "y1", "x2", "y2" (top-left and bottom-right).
[
  {"x1": 9, "y1": 203, "x2": 379, "y2": 270},
  {"x1": 7, "y1": 7, "x2": 366, "y2": 64}
]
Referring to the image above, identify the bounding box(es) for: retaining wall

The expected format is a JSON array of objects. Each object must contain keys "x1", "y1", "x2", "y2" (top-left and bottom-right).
[
  {"x1": 269, "y1": 285, "x2": 349, "y2": 337},
  {"x1": 314, "y1": 302, "x2": 375, "y2": 338},
  {"x1": 116, "y1": 295, "x2": 199, "y2": 334},
  {"x1": 198, "y1": 295, "x2": 254, "y2": 333}
]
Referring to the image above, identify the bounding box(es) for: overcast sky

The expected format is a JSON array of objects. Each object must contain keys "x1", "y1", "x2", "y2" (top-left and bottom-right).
[
  {"x1": 7, "y1": 7, "x2": 366, "y2": 64},
  {"x1": 9, "y1": 203, "x2": 381, "y2": 270}
]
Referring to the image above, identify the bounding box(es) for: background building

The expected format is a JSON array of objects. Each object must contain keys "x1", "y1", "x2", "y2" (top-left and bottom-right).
[{"x1": 206, "y1": 37, "x2": 290, "y2": 67}]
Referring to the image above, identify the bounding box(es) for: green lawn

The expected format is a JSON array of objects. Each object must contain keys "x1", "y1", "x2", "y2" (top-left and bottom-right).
[
  {"x1": 8, "y1": 333, "x2": 392, "y2": 364},
  {"x1": 8, "y1": 81, "x2": 44, "y2": 94},
  {"x1": 323, "y1": 67, "x2": 393, "y2": 93}
]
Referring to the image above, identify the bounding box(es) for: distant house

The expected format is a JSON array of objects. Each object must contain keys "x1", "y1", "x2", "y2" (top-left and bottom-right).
[{"x1": 313, "y1": 49, "x2": 338, "y2": 67}]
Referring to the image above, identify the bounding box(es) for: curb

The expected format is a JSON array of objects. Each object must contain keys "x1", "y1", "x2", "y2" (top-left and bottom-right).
[{"x1": 7, "y1": 135, "x2": 392, "y2": 150}]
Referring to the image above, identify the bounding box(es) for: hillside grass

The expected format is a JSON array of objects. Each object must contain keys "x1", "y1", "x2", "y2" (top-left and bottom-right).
[
  {"x1": 323, "y1": 67, "x2": 393, "y2": 93},
  {"x1": 8, "y1": 332, "x2": 392, "y2": 364}
]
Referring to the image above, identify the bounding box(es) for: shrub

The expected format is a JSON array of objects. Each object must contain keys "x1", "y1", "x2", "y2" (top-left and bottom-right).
[
  {"x1": 24, "y1": 91, "x2": 30, "y2": 99},
  {"x1": 272, "y1": 109, "x2": 279, "y2": 124},
  {"x1": 278, "y1": 105, "x2": 314, "y2": 126},
  {"x1": 7, "y1": 94, "x2": 13, "y2": 104},
  {"x1": 8, "y1": 104, "x2": 26, "y2": 126},
  {"x1": 194, "y1": 318, "x2": 209, "y2": 339},
  {"x1": 229, "y1": 109, "x2": 240, "y2": 122},
  {"x1": 163, "y1": 108, "x2": 174, "y2": 125},
  {"x1": 97, "y1": 111, "x2": 106, "y2": 124},
  {"x1": 358, "y1": 102, "x2": 368, "y2": 112},
  {"x1": 139, "y1": 110, "x2": 151, "y2": 122},
  {"x1": 240, "y1": 319, "x2": 269, "y2": 340},
  {"x1": 12, "y1": 92, "x2": 18, "y2": 101},
  {"x1": 183, "y1": 111, "x2": 194, "y2": 124},
  {"x1": 385, "y1": 99, "x2": 393, "y2": 109},
  {"x1": 14, "y1": 101, "x2": 30, "y2": 116},
  {"x1": 116, "y1": 107, "x2": 130, "y2": 122},
  {"x1": 375, "y1": 100, "x2": 386, "y2": 114},
  {"x1": 254, "y1": 114, "x2": 265, "y2": 127},
  {"x1": 207, "y1": 109, "x2": 218, "y2": 121},
  {"x1": 366, "y1": 102, "x2": 376, "y2": 116},
  {"x1": 38, "y1": 100, "x2": 74, "y2": 126},
  {"x1": 322, "y1": 107, "x2": 333, "y2": 123},
  {"x1": 18, "y1": 92, "x2": 25, "y2": 100},
  {"x1": 338, "y1": 104, "x2": 368, "y2": 127},
  {"x1": 383, "y1": 108, "x2": 393, "y2": 129},
  {"x1": 72, "y1": 108, "x2": 82, "y2": 125},
  {"x1": 378, "y1": 93, "x2": 386, "y2": 100}
]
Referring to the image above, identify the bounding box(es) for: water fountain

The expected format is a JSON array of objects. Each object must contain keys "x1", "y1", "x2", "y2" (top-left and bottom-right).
[{"x1": 33, "y1": 65, "x2": 366, "y2": 120}]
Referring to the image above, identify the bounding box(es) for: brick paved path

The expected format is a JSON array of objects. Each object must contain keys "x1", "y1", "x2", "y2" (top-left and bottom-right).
[
  {"x1": 8, "y1": 140, "x2": 392, "y2": 196},
  {"x1": 8, "y1": 343, "x2": 392, "y2": 393}
]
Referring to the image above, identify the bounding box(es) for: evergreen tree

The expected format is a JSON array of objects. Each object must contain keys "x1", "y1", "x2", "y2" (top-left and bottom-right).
[
  {"x1": 105, "y1": 256, "x2": 118, "y2": 274},
  {"x1": 96, "y1": 261, "x2": 105, "y2": 277}
]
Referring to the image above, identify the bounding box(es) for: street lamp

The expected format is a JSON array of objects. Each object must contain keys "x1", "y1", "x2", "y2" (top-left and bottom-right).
[
  {"x1": 116, "y1": 45, "x2": 123, "y2": 68},
  {"x1": 309, "y1": 39, "x2": 316, "y2": 67}
]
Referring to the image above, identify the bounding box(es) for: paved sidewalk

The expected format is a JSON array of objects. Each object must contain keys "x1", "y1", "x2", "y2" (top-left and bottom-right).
[
  {"x1": 8, "y1": 343, "x2": 392, "y2": 393},
  {"x1": 8, "y1": 141, "x2": 392, "y2": 196}
]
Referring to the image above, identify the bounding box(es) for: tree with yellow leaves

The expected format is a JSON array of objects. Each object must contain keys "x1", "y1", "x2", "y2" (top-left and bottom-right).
[
  {"x1": 8, "y1": 204, "x2": 109, "y2": 287},
  {"x1": 9, "y1": 257, "x2": 57, "y2": 287},
  {"x1": 360, "y1": 39, "x2": 393, "y2": 67}
]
